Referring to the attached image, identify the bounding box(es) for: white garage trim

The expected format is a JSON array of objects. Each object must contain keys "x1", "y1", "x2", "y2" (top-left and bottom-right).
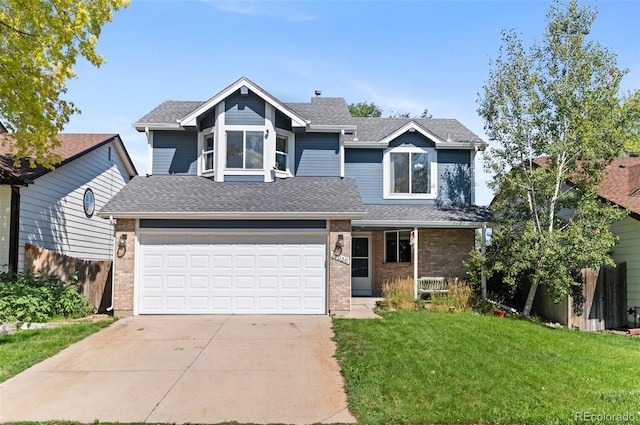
[{"x1": 134, "y1": 229, "x2": 328, "y2": 315}]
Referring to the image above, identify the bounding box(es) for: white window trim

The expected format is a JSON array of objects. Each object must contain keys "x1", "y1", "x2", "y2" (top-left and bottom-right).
[
  {"x1": 384, "y1": 230, "x2": 412, "y2": 264},
  {"x1": 274, "y1": 129, "x2": 294, "y2": 178},
  {"x1": 383, "y1": 146, "x2": 437, "y2": 200},
  {"x1": 199, "y1": 126, "x2": 215, "y2": 177}
]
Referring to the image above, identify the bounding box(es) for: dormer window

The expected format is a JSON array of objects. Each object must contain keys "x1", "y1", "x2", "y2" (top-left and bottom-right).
[
  {"x1": 226, "y1": 130, "x2": 264, "y2": 169},
  {"x1": 203, "y1": 134, "x2": 214, "y2": 171},
  {"x1": 275, "y1": 134, "x2": 288, "y2": 172},
  {"x1": 383, "y1": 146, "x2": 437, "y2": 199}
]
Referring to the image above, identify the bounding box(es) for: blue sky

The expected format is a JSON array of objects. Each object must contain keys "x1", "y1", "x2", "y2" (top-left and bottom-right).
[{"x1": 63, "y1": 0, "x2": 640, "y2": 206}]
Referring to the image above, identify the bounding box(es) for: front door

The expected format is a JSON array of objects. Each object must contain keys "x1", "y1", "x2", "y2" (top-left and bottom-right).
[{"x1": 351, "y1": 235, "x2": 372, "y2": 296}]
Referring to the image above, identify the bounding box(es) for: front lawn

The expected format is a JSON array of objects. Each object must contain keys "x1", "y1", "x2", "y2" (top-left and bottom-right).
[
  {"x1": 0, "y1": 321, "x2": 112, "y2": 383},
  {"x1": 333, "y1": 310, "x2": 640, "y2": 424}
]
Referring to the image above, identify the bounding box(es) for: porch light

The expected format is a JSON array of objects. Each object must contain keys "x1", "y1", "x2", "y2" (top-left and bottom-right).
[
  {"x1": 334, "y1": 234, "x2": 344, "y2": 255},
  {"x1": 118, "y1": 234, "x2": 127, "y2": 248}
]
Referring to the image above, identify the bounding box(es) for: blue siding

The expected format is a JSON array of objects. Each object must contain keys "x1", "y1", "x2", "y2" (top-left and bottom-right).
[
  {"x1": 436, "y1": 150, "x2": 471, "y2": 206},
  {"x1": 294, "y1": 133, "x2": 340, "y2": 176},
  {"x1": 224, "y1": 175, "x2": 264, "y2": 182},
  {"x1": 225, "y1": 90, "x2": 265, "y2": 125},
  {"x1": 389, "y1": 132, "x2": 436, "y2": 149},
  {"x1": 275, "y1": 109, "x2": 292, "y2": 131},
  {"x1": 152, "y1": 131, "x2": 197, "y2": 175},
  {"x1": 345, "y1": 149, "x2": 383, "y2": 204},
  {"x1": 199, "y1": 107, "x2": 217, "y2": 129}
]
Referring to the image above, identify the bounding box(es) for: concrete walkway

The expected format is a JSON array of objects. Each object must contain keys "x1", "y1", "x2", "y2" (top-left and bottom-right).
[
  {"x1": 0, "y1": 315, "x2": 356, "y2": 425},
  {"x1": 332, "y1": 297, "x2": 383, "y2": 319}
]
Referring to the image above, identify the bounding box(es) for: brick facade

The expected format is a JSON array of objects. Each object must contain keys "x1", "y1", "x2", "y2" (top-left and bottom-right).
[
  {"x1": 113, "y1": 218, "x2": 136, "y2": 317},
  {"x1": 370, "y1": 228, "x2": 475, "y2": 296},
  {"x1": 328, "y1": 220, "x2": 351, "y2": 312}
]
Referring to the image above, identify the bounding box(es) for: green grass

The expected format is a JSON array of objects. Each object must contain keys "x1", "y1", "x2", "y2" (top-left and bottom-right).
[
  {"x1": 333, "y1": 310, "x2": 640, "y2": 424},
  {"x1": 0, "y1": 321, "x2": 113, "y2": 383}
]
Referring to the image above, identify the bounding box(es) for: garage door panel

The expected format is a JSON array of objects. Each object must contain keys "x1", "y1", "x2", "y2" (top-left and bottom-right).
[{"x1": 138, "y1": 234, "x2": 326, "y2": 314}]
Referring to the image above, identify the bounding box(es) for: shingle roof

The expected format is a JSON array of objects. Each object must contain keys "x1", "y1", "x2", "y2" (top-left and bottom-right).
[
  {"x1": 285, "y1": 98, "x2": 353, "y2": 126},
  {"x1": 344, "y1": 117, "x2": 484, "y2": 145},
  {"x1": 134, "y1": 101, "x2": 205, "y2": 126},
  {"x1": 132, "y1": 81, "x2": 485, "y2": 147},
  {"x1": 355, "y1": 204, "x2": 491, "y2": 226},
  {"x1": 595, "y1": 157, "x2": 640, "y2": 216},
  {"x1": 0, "y1": 133, "x2": 122, "y2": 182},
  {"x1": 99, "y1": 175, "x2": 366, "y2": 218}
]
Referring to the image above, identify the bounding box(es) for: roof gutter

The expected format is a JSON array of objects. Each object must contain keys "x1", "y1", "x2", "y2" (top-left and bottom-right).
[
  {"x1": 98, "y1": 211, "x2": 368, "y2": 220},
  {"x1": 352, "y1": 220, "x2": 492, "y2": 228},
  {"x1": 306, "y1": 124, "x2": 358, "y2": 133}
]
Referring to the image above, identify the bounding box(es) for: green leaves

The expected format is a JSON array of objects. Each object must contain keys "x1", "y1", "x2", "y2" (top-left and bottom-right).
[
  {"x1": 0, "y1": 0, "x2": 129, "y2": 167},
  {"x1": 478, "y1": 0, "x2": 631, "y2": 314}
]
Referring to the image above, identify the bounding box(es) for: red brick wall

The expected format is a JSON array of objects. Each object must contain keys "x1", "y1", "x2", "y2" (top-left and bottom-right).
[
  {"x1": 371, "y1": 228, "x2": 475, "y2": 296},
  {"x1": 328, "y1": 220, "x2": 351, "y2": 312},
  {"x1": 113, "y1": 219, "x2": 136, "y2": 317}
]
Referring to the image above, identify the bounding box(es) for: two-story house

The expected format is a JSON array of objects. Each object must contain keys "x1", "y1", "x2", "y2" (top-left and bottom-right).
[{"x1": 100, "y1": 77, "x2": 489, "y2": 316}]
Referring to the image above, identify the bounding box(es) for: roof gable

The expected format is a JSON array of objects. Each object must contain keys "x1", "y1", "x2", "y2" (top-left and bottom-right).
[
  {"x1": 179, "y1": 77, "x2": 307, "y2": 129},
  {"x1": 0, "y1": 133, "x2": 137, "y2": 183}
]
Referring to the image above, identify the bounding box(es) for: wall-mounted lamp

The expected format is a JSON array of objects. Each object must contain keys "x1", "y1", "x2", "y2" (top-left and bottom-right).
[
  {"x1": 265, "y1": 129, "x2": 269, "y2": 139},
  {"x1": 333, "y1": 234, "x2": 344, "y2": 255},
  {"x1": 117, "y1": 234, "x2": 127, "y2": 258}
]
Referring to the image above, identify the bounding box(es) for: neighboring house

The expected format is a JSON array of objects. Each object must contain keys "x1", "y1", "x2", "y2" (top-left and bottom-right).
[
  {"x1": 530, "y1": 156, "x2": 640, "y2": 329},
  {"x1": 597, "y1": 157, "x2": 640, "y2": 326},
  {"x1": 100, "y1": 77, "x2": 489, "y2": 316},
  {"x1": 0, "y1": 134, "x2": 137, "y2": 272}
]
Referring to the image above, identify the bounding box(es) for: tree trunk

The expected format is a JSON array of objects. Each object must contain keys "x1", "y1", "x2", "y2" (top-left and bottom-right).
[{"x1": 522, "y1": 279, "x2": 539, "y2": 318}]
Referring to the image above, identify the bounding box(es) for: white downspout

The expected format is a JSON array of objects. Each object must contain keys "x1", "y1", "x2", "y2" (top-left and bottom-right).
[
  {"x1": 413, "y1": 227, "x2": 419, "y2": 299},
  {"x1": 339, "y1": 130, "x2": 345, "y2": 178}
]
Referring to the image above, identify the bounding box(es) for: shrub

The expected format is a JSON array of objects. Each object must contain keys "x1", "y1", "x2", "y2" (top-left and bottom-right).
[
  {"x1": 430, "y1": 279, "x2": 476, "y2": 312},
  {"x1": 382, "y1": 276, "x2": 416, "y2": 310},
  {"x1": 0, "y1": 271, "x2": 93, "y2": 323}
]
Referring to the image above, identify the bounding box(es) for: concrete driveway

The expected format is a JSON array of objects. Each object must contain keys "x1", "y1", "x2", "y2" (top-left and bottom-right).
[{"x1": 0, "y1": 315, "x2": 356, "y2": 425}]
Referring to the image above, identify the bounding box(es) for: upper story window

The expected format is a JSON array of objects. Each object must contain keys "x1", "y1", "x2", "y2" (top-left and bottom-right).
[
  {"x1": 384, "y1": 146, "x2": 437, "y2": 199},
  {"x1": 226, "y1": 130, "x2": 264, "y2": 169},
  {"x1": 203, "y1": 134, "x2": 214, "y2": 171},
  {"x1": 275, "y1": 134, "x2": 289, "y2": 172}
]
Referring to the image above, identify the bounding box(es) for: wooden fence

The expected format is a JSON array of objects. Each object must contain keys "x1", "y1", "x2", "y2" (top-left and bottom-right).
[
  {"x1": 24, "y1": 244, "x2": 112, "y2": 313},
  {"x1": 533, "y1": 263, "x2": 627, "y2": 331}
]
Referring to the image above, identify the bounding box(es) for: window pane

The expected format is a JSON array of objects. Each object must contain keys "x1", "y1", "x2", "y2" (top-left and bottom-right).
[
  {"x1": 390, "y1": 153, "x2": 409, "y2": 193},
  {"x1": 398, "y1": 231, "x2": 412, "y2": 262},
  {"x1": 385, "y1": 232, "x2": 398, "y2": 262},
  {"x1": 352, "y1": 237, "x2": 368, "y2": 258},
  {"x1": 411, "y1": 152, "x2": 430, "y2": 194},
  {"x1": 276, "y1": 152, "x2": 287, "y2": 171},
  {"x1": 205, "y1": 135, "x2": 214, "y2": 151},
  {"x1": 205, "y1": 152, "x2": 214, "y2": 170},
  {"x1": 245, "y1": 131, "x2": 264, "y2": 169},
  {"x1": 276, "y1": 135, "x2": 287, "y2": 153},
  {"x1": 226, "y1": 131, "x2": 243, "y2": 168},
  {"x1": 351, "y1": 258, "x2": 369, "y2": 278}
]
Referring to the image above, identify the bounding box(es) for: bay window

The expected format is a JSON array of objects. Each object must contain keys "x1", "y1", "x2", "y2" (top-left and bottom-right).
[{"x1": 226, "y1": 130, "x2": 264, "y2": 169}]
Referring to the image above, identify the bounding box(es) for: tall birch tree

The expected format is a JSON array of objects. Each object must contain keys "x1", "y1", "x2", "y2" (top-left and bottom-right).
[
  {"x1": 0, "y1": 0, "x2": 129, "y2": 167},
  {"x1": 478, "y1": 0, "x2": 631, "y2": 317}
]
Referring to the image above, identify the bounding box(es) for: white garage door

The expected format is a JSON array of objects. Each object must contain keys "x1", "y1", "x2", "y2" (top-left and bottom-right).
[{"x1": 137, "y1": 233, "x2": 327, "y2": 314}]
